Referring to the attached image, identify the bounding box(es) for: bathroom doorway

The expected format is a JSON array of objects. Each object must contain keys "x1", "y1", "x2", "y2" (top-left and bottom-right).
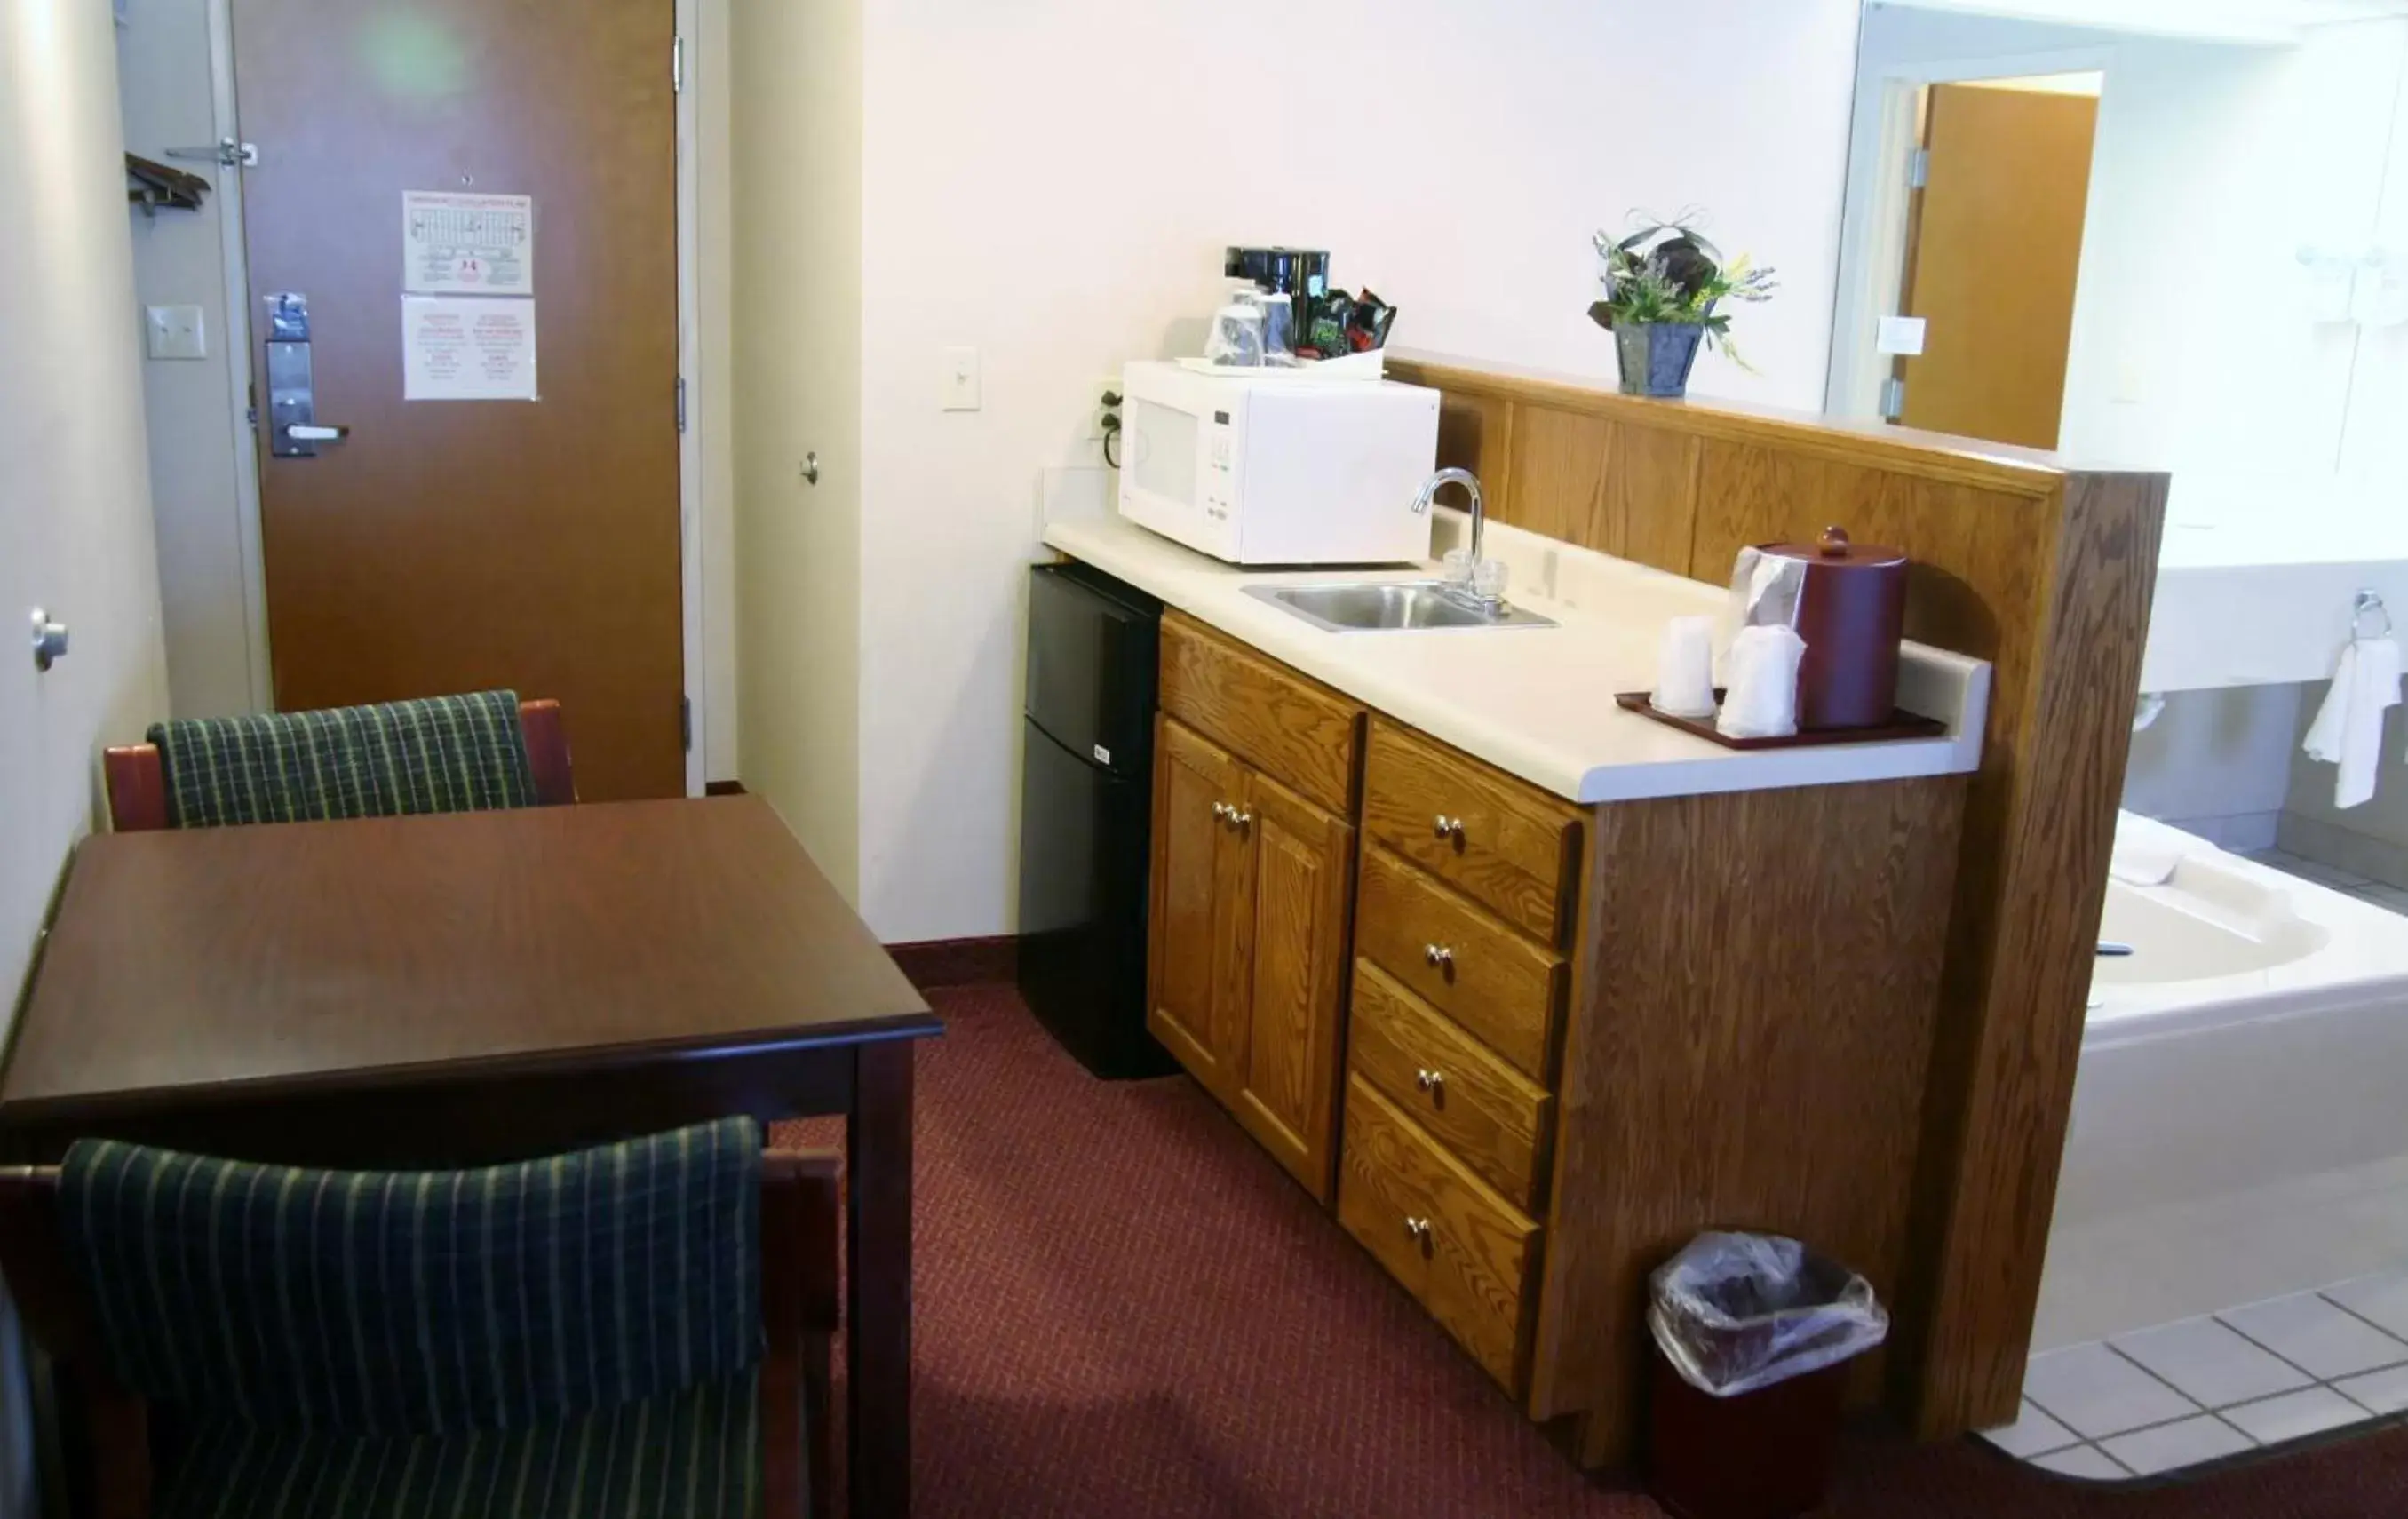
[
  {"x1": 1829, "y1": 54, "x2": 2107, "y2": 452},
  {"x1": 1890, "y1": 75, "x2": 2101, "y2": 449}
]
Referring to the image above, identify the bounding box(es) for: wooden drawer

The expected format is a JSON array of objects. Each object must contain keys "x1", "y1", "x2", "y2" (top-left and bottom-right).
[
  {"x1": 1339, "y1": 1073, "x2": 1540, "y2": 1394},
  {"x1": 1348, "y1": 958, "x2": 1552, "y2": 1212},
  {"x1": 1161, "y1": 614, "x2": 1360, "y2": 816},
  {"x1": 1355, "y1": 845, "x2": 1564, "y2": 1082},
  {"x1": 1363, "y1": 719, "x2": 1578, "y2": 944}
]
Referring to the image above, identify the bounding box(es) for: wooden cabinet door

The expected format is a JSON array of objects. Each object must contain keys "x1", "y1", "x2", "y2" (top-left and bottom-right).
[
  {"x1": 1231, "y1": 767, "x2": 1355, "y2": 1202},
  {"x1": 1147, "y1": 718, "x2": 1252, "y2": 1100}
]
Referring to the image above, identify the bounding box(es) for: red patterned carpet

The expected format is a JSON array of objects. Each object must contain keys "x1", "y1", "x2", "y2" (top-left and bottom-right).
[{"x1": 779, "y1": 983, "x2": 2408, "y2": 1517}]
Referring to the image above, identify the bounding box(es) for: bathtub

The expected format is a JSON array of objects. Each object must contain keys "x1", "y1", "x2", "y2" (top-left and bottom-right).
[{"x1": 2031, "y1": 820, "x2": 2408, "y2": 1350}]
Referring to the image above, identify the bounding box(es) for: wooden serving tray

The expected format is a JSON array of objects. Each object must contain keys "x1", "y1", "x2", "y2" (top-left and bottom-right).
[{"x1": 1613, "y1": 690, "x2": 1949, "y2": 751}]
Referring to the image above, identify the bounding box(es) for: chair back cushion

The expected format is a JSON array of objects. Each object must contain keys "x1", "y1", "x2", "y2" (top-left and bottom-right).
[
  {"x1": 148, "y1": 690, "x2": 536, "y2": 828},
  {"x1": 60, "y1": 1118, "x2": 761, "y2": 1435}
]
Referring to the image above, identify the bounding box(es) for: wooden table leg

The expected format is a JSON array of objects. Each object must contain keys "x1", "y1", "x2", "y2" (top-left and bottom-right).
[{"x1": 847, "y1": 1039, "x2": 914, "y2": 1519}]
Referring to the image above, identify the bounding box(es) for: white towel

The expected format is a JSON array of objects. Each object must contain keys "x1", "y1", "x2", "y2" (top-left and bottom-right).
[
  {"x1": 2110, "y1": 813, "x2": 2213, "y2": 887},
  {"x1": 2301, "y1": 637, "x2": 2404, "y2": 810}
]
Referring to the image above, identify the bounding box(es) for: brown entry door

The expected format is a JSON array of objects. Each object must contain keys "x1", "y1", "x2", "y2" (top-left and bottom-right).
[
  {"x1": 232, "y1": 0, "x2": 684, "y2": 800},
  {"x1": 1895, "y1": 82, "x2": 2099, "y2": 451}
]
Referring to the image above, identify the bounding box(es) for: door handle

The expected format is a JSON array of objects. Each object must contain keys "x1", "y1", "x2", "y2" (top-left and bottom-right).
[{"x1": 264, "y1": 292, "x2": 344, "y2": 457}]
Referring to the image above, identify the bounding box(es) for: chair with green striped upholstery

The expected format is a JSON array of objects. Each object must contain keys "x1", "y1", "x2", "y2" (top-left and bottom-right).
[
  {"x1": 105, "y1": 688, "x2": 577, "y2": 831},
  {"x1": 0, "y1": 1118, "x2": 838, "y2": 1519}
]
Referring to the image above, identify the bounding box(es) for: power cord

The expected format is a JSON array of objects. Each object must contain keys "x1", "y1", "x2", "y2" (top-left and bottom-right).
[{"x1": 1101, "y1": 390, "x2": 1123, "y2": 469}]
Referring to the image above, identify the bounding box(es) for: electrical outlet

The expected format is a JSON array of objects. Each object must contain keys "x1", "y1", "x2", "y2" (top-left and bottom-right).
[{"x1": 1090, "y1": 377, "x2": 1123, "y2": 441}]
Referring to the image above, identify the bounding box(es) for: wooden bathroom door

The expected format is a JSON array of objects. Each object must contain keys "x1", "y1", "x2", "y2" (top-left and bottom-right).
[{"x1": 1895, "y1": 81, "x2": 2099, "y2": 451}]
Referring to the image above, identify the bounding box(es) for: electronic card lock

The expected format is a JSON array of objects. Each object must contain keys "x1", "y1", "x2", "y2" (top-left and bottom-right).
[{"x1": 264, "y1": 292, "x2": 351, "y2": 458}]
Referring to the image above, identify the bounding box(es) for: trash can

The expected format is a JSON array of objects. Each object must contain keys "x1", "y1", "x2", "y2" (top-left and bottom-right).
[{"x1": 1645, "y1": 1232, "x2": 1890, "y2": 1519}]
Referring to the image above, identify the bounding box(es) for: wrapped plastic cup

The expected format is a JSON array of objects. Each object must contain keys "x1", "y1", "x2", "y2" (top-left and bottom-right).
[
  {"x1": 1716, "y1": 624, "x2": 1807, "y2": 740},
  {"x1": 1651, "y1": 616, "x2": 1717, "y2": 719}
]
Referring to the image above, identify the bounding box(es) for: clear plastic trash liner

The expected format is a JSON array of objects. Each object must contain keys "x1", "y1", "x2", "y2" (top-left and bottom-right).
[{"x1": 1648, "y1": 1231, "x2": 1889, "y2": 1398}]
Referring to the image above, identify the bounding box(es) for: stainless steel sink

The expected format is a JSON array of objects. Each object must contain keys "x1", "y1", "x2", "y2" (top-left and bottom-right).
[{"x1": 1242, "y1": 580, "x2": 1555, "y2": 633}]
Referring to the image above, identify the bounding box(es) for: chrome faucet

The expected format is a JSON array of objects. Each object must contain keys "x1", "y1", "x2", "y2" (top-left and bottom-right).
[
  {"x1": 1410, "y1": 467, "x2": 1486, "y2": 562},
  {"x1": 1410, "y1": 467, "x2": 1504, "y2": 611}
]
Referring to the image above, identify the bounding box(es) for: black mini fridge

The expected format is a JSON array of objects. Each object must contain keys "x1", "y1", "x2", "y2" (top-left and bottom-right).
[{"x1": 1017, "y1": 561, "x2": 1178, "y2": 1078}]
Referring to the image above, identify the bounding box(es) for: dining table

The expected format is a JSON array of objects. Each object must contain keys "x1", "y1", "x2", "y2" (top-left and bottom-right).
[{"x1": 0, "y1": 793, "x2": 941, "y2": 1519}]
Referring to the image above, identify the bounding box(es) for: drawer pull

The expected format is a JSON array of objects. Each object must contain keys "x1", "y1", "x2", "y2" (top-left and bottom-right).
[
  {"x1": 1403, "y1": 1216, "x2": 1433, "y2": 1248},
  {"x1": 1422, "y1": 943, "x2": 1455, "y2": 972},
  {"x1": 1433, "y1": 814, "x2": 1466, "y2": 843},
  {"x1": 1414, "y1": 1067, "x2": 1446, "y2": 1096}
]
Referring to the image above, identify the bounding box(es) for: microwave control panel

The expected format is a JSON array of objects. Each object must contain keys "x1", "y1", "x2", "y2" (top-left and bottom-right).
[{"x1": 1201, "y1": 408, "x2": 1236, "y2": 529}]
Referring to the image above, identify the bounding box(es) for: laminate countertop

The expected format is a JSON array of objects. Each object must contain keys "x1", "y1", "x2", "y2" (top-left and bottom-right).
[{"x1": 1044, "y1": 511, "x2": 1990, "y2": 805}]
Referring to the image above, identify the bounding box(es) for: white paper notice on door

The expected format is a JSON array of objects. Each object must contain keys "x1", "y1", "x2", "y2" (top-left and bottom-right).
[
  {"x1": 403, "y1": 297, "x2": 538, "y2": 401},
  {"x1": 403, "y1": 190, "x2": 533, "y2": 295}
]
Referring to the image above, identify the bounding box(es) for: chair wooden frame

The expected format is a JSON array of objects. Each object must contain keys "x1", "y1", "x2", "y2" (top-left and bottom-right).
[
  {"x1": 101, "y1": 696, "x2": 577, "y2": 832},
  {"x1": 0, "y1": 1148, "x2": 840, "y2": 1519}
]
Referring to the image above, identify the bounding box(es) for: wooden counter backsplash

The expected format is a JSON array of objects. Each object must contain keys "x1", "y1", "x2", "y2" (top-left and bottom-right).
[{"x1": 1385, "y1": 354, "x2": 2167, "y2": 1441}]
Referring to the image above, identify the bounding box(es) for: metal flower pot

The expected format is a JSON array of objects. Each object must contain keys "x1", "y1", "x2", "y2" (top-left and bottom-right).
[{"x1": 1613, "y1": 322, "x2": 1706, "y2": 399}]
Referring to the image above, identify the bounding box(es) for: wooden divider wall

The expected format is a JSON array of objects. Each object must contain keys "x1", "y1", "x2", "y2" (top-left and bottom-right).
[{"x1": 1387, "y1": 356, "x2": 2167, "y2": 1439}]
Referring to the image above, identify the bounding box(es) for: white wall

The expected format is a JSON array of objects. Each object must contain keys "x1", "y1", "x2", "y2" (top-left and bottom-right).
[
  {"x1": 117, "y1": 0, "x2": 261, "y2": 720},
  {"x1": 1, "y1": 0, "x2": 174, "y2": 1508},
  {"x1": 841, "y1": 0, "x2": 1867, "y2": 941},
  {"x1": 729, "y1": 0, "x2": 863, "y2": 897},
  {"x1": 1843, "y1": 4, "x2": 2408, "y2": 490}
]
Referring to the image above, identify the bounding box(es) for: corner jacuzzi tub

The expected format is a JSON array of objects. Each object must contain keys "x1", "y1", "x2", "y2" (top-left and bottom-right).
[{"x1": 2031, "y1": 815, "x2": 2408, "y2": 1350}]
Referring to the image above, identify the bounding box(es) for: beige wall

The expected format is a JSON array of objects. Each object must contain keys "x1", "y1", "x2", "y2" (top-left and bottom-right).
[
  {"x1": 118, "y1": 0, "x2": 264, "y2": 720},
  {"x1": 842, "y1": 0, "x2": 1866, "y2": 941},
  {"x1": 1, "y1": 0, "x2": 174, "y2": 1505},
  {"x1": 727, "y1": 0, "x2": 864, "y2": 897}
]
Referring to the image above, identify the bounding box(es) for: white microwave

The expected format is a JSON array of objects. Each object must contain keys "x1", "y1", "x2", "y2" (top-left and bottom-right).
[{"x1": 1115, "y1": 361, "x2": 1441, "y2": 566}]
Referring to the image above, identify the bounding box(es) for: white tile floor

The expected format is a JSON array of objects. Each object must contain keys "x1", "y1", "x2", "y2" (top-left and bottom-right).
[
  {"x1": 2245, "y1": 848, "x2": 2408, "y2": 916},
  {"x1": 1981, "y1": 1269, "x2": 2408, "y2": 1482},
  {"x1": 1978, "y1": 835, "x2": 2408, "y2": 1482}
]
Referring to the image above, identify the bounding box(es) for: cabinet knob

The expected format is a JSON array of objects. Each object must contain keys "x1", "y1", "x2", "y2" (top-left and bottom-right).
[
  {"x1": 1212, "y1": 801, "x2": 1232, "y2": 821},
  {"x1": 1402, "y1": 1216, "x2": 1432, "y2": 1247},
  {"x1": 1231, "y1": 809, "x2": 1252, "y2": 830},
  {"x1": 1414, "y1": 1068, "x2": 1445, "y2": 1095},
  {"x1": 1422, "y1": 943, "x2": 1454, "y2": 971},
  {"x1": 29, "y1": 608, "x2": 68, "y2": 672},
  {"x1": 1433, "y1": 815, "x2": 1466, "y2": 843}
]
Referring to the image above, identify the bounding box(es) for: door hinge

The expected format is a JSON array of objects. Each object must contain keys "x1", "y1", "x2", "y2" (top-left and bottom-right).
[
  {"x1": 680, "y1": 696, "x2": 692, "y2": 752},
  {"x1": 1908, "y1": 147, "x2": 1930, "y2": 190},
  {"x1": 675, "y1": 376, "x2": 687, "y2": 433},
  {"x1": 1880, "y1": 375, "x2": 1907, "y2": 421},
  {"x1": 166, "y1": 138, "x2": 257, "y2": 169},
  {"x1": 672, "y1": 36, "x2": 685, "y2": 93}
]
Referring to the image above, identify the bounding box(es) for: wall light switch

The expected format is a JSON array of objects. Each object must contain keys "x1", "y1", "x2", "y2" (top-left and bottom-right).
[
  {"x1": 146, "y1": 304, "x2": 207, "y2": 361},
  {"x1": 941, "y1": 346, "x2": 981, "y2": 411}
]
